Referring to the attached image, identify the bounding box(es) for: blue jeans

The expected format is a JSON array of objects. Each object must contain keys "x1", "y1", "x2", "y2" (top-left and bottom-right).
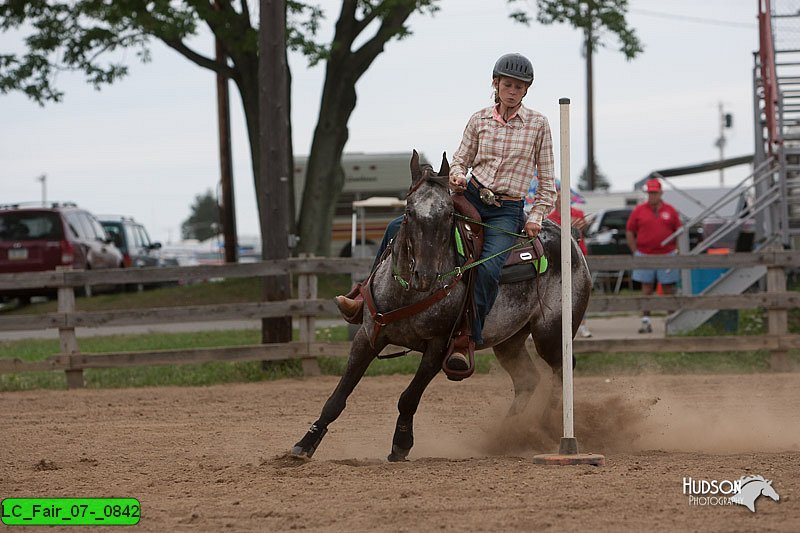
[{"x1": 375, "y1": 182, "x2": 523, "y2": 344}]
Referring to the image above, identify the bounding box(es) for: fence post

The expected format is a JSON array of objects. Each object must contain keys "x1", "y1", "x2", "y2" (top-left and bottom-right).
[
  {"x1": 297, "y1": 254, "x2": 321, "y2": 376},
  {"x1": 767, "y1": 263, "x2": 789, "y2": 371},
  {"x1": 57, "y1": 266, "x2": 84, "y2": 389}
]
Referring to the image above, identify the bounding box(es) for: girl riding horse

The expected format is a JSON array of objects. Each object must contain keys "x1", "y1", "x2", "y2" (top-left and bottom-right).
[{"x1": 336, "y1": 53, "x2": 557, "y2": 374}]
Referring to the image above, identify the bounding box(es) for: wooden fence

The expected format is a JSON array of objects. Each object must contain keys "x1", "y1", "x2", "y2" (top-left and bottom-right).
[{"x1": 1, "y1": 251, "x2": 798, "y2": 388}]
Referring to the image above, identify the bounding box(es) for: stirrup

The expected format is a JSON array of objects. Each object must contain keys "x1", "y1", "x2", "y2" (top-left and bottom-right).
[{"x1": 442, "y1": 335, "x2": 475, "y2": 381}]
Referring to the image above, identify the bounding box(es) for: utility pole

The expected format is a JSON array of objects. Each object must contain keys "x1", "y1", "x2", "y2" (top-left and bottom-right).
[
  {"x1": 215, "y1": 0, "x2": 238, "y2": 264},
  {"x1": 37, "y1": 174, "x2": 47, "y2": 205},
  {"x1": 715, "y1": 102, "x2": 733, "y2": 187}
]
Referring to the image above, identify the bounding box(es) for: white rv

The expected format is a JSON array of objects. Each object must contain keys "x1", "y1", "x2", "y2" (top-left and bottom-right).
[{"x1": 293, "y1": 152, "x2": 427, "y2": 256}]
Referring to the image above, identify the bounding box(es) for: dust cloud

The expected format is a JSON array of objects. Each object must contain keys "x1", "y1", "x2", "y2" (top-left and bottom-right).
[{"x1": 469, "y1": 373, "x2": 800, "y2": 456}]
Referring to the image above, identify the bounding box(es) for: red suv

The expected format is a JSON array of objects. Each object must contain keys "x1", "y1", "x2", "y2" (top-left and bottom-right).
[{"x1": 0, "y1": 202, "x2": 124, "y2": 302}]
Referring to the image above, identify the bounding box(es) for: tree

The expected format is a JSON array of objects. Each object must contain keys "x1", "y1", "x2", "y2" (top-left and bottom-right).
[
  {"x1": 508, "y1": 0, "x2": 642, "y2": 191},
  {"x1": 297, "y1": 0, "x2": 440, "y2": 256},
  {"x1": 182, "y1": 189, "x2": 220, "y2": 241},
  {"x1": 0, "y1": 1, "x2": 440, "y2": 258},
  {"x1": 0, "y1": 0, "x2": 317, "y2": 263},
  {"x1": 578, "y1": 163, "x2": 610, "y2": 192}
]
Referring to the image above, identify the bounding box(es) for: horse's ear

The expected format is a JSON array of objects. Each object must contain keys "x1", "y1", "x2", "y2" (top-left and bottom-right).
[
  {"x1": 410, "y1": 150, "x2": 422, "y2": 182},
  {"x1": 438, "y1": 152, "x2": 450, "y2": 177}
]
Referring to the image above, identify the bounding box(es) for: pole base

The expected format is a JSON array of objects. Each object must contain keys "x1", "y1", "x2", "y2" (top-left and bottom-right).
[
  {"x1": 532, "y1": 453, "x2": 605, "y2": 466},
  {"x1": 533, "y1": 438, "x2": 605, "y2": 466}
]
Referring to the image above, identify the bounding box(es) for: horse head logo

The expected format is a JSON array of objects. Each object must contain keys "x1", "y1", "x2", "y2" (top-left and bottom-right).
[{"x1": 730, "y1": 475, "x2": 780, "y2": 513}]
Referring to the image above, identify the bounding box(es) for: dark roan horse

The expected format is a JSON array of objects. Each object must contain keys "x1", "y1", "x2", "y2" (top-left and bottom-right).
[{"x1": 292, "y1": 151, "x2": 592, "y2": 461}]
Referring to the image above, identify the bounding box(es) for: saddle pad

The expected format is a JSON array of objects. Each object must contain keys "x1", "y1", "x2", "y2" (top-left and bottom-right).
[
  {"x1": 499, "y1": 263, "x2": 537, "y2": 284},
  {"x1": 499, "y1": 255, "x2": 548, "y2": 284}
]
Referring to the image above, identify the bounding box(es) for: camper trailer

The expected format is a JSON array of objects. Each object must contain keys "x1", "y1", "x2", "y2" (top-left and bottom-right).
[{"x1": 293, "y1": 152, "x2": 427, "y2": 256}]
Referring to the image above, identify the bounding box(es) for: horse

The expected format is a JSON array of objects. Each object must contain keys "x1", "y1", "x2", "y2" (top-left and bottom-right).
[
  {"x1": 291, "y1": 151, "x2": 592, "y2": 461},
  {"x1": 731, "y1": 475, "x2": 780, "y2": 512}
]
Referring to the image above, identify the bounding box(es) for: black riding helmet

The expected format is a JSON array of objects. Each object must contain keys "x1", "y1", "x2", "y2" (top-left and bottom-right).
[{"x1": 492, "y1": 53, "x2": 534, "y2": 84}]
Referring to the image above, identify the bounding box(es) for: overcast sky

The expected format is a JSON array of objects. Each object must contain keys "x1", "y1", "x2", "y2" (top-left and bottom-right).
[{"x1": 1, "y1": 0, "x2": 759, "y2": 243}]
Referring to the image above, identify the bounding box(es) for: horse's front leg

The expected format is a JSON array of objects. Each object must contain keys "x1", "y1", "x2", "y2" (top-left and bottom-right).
[
  {"x1": 291, "y1": 328, "x2": 382, "y2": 458},
  {"x1": 388, "y1": 337, "x2": 449, "y2": 462}
]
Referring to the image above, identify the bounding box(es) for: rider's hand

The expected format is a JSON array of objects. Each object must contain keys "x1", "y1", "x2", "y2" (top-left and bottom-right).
[
  {"x1": 524, "y1": 221, "x2": 542, "y2": 239},
  {"x1": 449, "y1": 175, "x2": 467, "y2": 193}
]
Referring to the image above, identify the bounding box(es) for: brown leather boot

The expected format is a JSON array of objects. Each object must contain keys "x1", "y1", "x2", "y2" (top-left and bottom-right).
[
  {"x1": 442, "y1": 335, "x2": 475, "y2": 381},
  {"x1": 335, "y1": 293, "x2": 364, "y2": 324}
]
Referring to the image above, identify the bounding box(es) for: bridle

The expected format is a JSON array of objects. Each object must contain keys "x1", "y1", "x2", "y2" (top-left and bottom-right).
[{"x1": 390, "y1": 168, "x2": 451, "y2": 291}]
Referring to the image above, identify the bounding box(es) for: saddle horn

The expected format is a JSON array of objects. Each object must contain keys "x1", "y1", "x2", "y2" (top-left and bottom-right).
[{"x1": 438, "y1": 152, "x2": 450, "y2": 177}]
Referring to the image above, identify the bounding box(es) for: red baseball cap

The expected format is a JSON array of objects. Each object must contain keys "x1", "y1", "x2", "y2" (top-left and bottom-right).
[{"x1": 645, "y1": 178, "x2": 662, "y2": 192}]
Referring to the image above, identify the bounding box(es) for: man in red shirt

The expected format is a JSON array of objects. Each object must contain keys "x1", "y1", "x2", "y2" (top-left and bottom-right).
[{"x1": 625, "y1": 178, "x2": 682, "y2": 333}]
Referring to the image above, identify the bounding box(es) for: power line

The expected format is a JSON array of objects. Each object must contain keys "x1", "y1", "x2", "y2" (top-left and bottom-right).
[{"x1": 630, "y1": 8, "x2": 755, "y2": 29}]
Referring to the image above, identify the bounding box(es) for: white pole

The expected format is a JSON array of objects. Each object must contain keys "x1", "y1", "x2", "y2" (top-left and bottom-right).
[
  {"x1": 559, "y1": 98, "x2": 574, "y2": 441},
  {"x1": 350, "y1": 211, "x2": 357, "y2": 256}
]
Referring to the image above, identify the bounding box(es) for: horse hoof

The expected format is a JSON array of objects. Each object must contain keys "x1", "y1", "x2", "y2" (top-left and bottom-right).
[
  {"x1": 387, "y1": 445, "x2": 410, "y2": 462},
  {"x1": 290, "y1": 445, "x2": 311, "y2": 458}
]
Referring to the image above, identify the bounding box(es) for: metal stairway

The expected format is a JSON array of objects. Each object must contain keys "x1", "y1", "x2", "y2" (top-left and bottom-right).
[
  {"x1": 769, "y1": 1, "x2": 800, "y2": 239},
  {"x1": 666, "y1": 0, "x2": 797, "y2": 334}
]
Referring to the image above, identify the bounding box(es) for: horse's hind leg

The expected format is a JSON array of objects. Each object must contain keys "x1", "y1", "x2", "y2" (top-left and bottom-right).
[
  {"x1": 388, "y1": 338, "x2": 449, "y2": 462},
  {"x1": 493, "y1": 326, "x2": 550, "y2": 420},
  {"x1": 291, "y1": 328, "x2": 379, "y2": 458}
]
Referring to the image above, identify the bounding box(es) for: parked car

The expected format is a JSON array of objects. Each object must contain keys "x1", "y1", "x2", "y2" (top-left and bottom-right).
[
  {"x1": 99, "y1": 215, "x2": 172, "y2": 290},
  {"x1": 98, "y1": 215, "x2": 162, "y2": 268},
  {"x1": 0, "y1": 202, "x2": 123, "y2": 302},
  {"x1": 584, "y1": 207, "x2": 704, "y2": 256},
  {"x1": 584, "y1": 208, "x2": 634, "y2": 255}
]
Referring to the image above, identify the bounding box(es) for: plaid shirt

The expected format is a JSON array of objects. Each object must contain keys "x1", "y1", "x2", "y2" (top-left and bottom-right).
[{"x1": 451, "y1": 104, "x2": 556, "y2": 225}]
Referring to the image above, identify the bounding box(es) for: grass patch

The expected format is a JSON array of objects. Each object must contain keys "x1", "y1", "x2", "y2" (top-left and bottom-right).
[
  {"x1": 2, "y1": 323, "x2": 798, "y2": 392},
  {"x1": 575, "y1": 350, "x2": 800, "y2": 376}
]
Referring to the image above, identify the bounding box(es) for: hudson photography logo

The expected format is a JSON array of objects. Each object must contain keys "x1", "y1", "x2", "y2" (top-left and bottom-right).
[{"x1": 682, "y1": 475, "x2": 781, "y2": 512}]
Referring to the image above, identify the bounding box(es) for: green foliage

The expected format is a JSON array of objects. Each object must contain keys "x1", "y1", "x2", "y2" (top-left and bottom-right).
[
  {"x1": 508, "y1": 0, "x2": 643, "y2": 59},
  {"x1": 181, "y1": 189, "x2": 219, "y2": 241},
  {"x1": 0, "y1": 0, "x2": 325, "y2": 104}
]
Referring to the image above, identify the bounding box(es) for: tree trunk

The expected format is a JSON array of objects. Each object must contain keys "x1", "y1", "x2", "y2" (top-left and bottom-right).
[
  {"x1": 232, "y1": 55, "x2": 262, "y2": 215},
  {"x1": 297, "y1": 61, "x2": 356, "y2": 255},
  {"x1": 231, "y1": 49, "x2": 296, "y2": 253},
  {"x1": 296, "y1": 0, "x2": 419, "y2": 256},
  {"x1": 258, "y1": 0, "x2": 292, "y2": 344}
]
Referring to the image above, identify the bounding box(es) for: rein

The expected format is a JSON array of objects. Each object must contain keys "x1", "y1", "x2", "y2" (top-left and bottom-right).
[{"x1": 391, "y1": 212, "x2": 538, "y2": 287}]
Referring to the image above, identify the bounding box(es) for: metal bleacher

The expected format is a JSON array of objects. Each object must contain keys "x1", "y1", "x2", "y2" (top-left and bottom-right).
[{"x1": 663, "y1": 0, "x2": 799, "y2": 334}]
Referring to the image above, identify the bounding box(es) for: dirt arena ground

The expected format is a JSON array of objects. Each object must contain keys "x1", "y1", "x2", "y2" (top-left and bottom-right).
[{"x1": 2, "y1": 369, "x2": 799, "y2": 532}]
